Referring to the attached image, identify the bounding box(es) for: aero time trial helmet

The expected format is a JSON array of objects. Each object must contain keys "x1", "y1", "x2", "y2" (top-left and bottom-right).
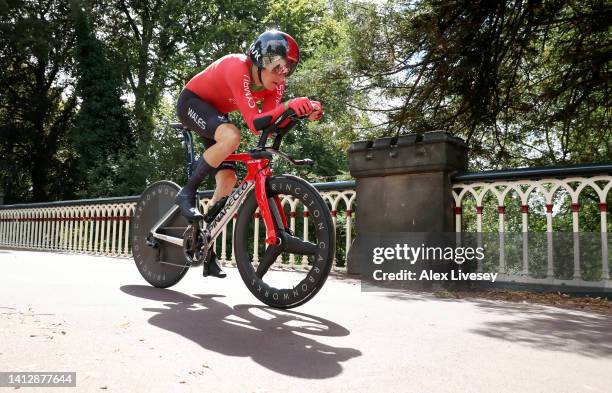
[{"x1": 247, "y1": 30, "x2": 300, "y2": 77}]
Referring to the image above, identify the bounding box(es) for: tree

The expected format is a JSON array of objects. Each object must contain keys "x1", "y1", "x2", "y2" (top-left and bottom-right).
[
  {"x1": 270, "y1": 0, "x2": 368, "y2": 181},
  {"x1": 69, "y1": 1, "x2": 134, "y2": 197},
  {"x1": 347, "y1": 0, "x2": 611, "y2": 168},
  {"x1": 0, "y1": 0, "x2": 78, "y2": 203}
]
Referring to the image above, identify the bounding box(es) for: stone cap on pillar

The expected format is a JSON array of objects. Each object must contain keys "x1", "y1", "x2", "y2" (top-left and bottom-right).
[{"x1": 348, "y1": 131, "x2": 468, "y2": 178}]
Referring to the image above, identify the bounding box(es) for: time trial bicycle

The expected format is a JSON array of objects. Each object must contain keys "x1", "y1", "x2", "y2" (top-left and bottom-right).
[{"x1": 130, "y1": 109, "x2": 335, "y2": 309}]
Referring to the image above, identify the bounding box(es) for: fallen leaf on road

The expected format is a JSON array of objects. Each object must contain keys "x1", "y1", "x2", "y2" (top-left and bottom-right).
[
  {"x1": 433, "y1": 290, "x2": 460, "y2": 299},
  {"x1": 118, "y1": 322, "x2": 130, "y2": 329}
]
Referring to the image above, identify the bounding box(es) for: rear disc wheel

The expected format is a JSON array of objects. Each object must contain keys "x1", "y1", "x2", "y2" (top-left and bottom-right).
[{"x1": 130, "y1": 181, "x2": 189, "y2": 288}]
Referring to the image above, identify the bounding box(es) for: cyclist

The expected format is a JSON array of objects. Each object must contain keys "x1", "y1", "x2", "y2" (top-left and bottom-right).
[{"x1": 175, "y1": 30, "x2": 323, "y2": 278}]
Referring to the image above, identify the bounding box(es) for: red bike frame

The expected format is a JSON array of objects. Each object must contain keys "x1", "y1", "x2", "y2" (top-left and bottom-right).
[{"x1": 225, "y1": 153, "x2": 288, "y2": 246}]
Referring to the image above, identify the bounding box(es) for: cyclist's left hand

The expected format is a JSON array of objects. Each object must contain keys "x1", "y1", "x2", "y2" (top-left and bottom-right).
[{"x1": 309, "y1": 100, "x2": 324, "y2": 121}]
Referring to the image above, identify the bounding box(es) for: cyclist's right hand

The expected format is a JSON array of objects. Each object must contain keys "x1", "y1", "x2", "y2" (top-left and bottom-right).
[
  {"x1": 309, "y1": 100, "x2": 323, "y2": 121},
  {"x1": 287, "y1": 97, "x2": 314, "y2": 117}
]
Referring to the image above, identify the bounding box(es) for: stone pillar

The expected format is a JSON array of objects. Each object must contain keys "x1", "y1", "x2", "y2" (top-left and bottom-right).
[{"x1": 346, "y1": 131, "x2": 468, "y2": 275}]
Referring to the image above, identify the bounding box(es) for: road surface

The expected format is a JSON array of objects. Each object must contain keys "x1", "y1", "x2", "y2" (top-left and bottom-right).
[{"x1": 1, "y1": 249, "x2": 611, "y2": 392}]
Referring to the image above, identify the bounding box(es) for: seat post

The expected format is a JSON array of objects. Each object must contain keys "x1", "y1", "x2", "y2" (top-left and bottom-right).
[{"x1": 181, "y1": 129, "x2": 195, "y2": 179}]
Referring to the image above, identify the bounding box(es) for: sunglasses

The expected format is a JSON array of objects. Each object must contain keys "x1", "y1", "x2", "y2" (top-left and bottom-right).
[{"x1": 266, "y1": 59, "x2": 297, "y2": 77}]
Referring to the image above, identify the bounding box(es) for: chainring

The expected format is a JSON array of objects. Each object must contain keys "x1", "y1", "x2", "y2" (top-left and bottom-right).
[{"x1": 182, "y1": 225, "x2": 206, "y2": 266}]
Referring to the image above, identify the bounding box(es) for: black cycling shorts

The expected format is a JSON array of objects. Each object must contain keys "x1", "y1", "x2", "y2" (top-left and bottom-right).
[{"x1": 176, "y1": 88, "x2": 236, "y2": 174}]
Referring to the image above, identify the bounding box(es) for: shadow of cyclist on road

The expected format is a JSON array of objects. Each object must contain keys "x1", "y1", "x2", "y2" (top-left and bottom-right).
[{"x1": 120, "y1": 285, "x2": 361, "y2": 379}]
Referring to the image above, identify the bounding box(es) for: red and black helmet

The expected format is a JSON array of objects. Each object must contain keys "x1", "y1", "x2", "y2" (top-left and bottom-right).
[{"x1": 247, "y1": 30, "x2": 300, "y2": 77}]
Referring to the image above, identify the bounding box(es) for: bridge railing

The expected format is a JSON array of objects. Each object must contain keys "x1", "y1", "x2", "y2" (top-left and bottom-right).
[
  {"x1": 452, "y1": 163, "x2": 611, "y2": 289},
  {"x1": 3, "y1": 162, "x2": 610, "y2": 289},
  {"x1": 0, "y1": 181, "x2": 355, "y2": 271}
]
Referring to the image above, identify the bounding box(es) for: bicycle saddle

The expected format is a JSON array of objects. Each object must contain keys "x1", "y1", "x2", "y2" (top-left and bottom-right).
[{"x1": 169, "y1": 122, "x2": 188, "y2": 132}]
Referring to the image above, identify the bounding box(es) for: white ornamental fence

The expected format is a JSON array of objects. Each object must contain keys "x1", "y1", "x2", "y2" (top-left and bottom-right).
[
  {"x1": 2, "y1": 164, "x2": 610, "y2": 290},
  {"x1": 0, "y1": 182, "x2": 355, "y2": 271},
  {"x1": 452, "y1": 164, "x2": 611, "y2": 289}
]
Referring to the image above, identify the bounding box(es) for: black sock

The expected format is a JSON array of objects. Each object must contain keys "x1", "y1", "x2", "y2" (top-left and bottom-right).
[{"x1": 183, "y1": 157, "x2": 215, "y2": 194}]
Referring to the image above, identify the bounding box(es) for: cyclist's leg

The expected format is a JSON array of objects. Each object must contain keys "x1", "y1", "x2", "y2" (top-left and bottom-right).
[
  {"x1": 201, "y1": 136, "x2": 237, "y2": 205},
  {"x1": 209, "y1": 123, "x2": 240, "y2": 204},
  {"x1": 199, "y1": 137, "x2": 233, "y2": 279},
  {"x1": 202, "y1": 123, "x2": 241, "y2": 168},
  {"x1": 212, "y1": 169, "x2": 237, "y2": 203},
  {"x1": 175, "y1": 89, "x2": 232, "y2": 219}
]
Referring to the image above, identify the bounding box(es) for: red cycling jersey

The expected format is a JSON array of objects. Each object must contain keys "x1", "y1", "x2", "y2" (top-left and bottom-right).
[{"x1": 185, "y1": 54, "x2": 285, "y2": 134}]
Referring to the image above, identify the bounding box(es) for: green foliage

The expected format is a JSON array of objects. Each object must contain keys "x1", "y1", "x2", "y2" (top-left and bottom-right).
[
  {"x1": 0, "y1": 0, "x2": 79, "y2": 203},
  {"x1": 348, "y1": 0, "x2": 612, "y2": 168},
  {"x1": 143, "y1": 97, "x2": 189, "y2": 187},
  {"x1": 1, "y1": 0, "x2": 610, "y2": 205},
  {"x1": 69, "y1": 1, "x2": 136, "y2": 197}
]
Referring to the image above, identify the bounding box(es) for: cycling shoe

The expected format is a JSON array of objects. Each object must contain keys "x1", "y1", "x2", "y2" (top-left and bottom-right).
[
  {"x1": 175, "y1": 187, "x2": 203, "y2": 221},
  {"x1": 203, "y1": 250, "x2": 226, "y2": 278}
]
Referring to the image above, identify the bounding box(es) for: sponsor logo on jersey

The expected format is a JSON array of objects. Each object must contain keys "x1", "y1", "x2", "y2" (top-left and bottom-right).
[
  {"x1": 276, "y1": 84, "x2": 285, "y2": 104},
  {"x1": 242, "y1": 74, "x2": 257, "y2": 109}
]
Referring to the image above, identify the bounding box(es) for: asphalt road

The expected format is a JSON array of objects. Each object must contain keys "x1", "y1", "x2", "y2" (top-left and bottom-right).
[{"x1": 1, "y1": 249, "x2": 611, "y2": 393}]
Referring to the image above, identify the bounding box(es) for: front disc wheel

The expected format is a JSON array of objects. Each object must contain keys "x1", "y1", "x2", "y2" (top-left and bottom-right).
[{"x1": 234, "y1": 175, "x2": 335, "y2": 309}]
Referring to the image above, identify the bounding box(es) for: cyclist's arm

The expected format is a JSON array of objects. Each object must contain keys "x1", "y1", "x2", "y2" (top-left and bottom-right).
[
  {"x1": 261, "y1": 84, "x2": 292, "y2": 128},
  {"x1": 226, "y1": 67, "x2": 286, "y2": 134},
  {"x1": 252, "y1": 103, "x2": 288, "y2": 132}
]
